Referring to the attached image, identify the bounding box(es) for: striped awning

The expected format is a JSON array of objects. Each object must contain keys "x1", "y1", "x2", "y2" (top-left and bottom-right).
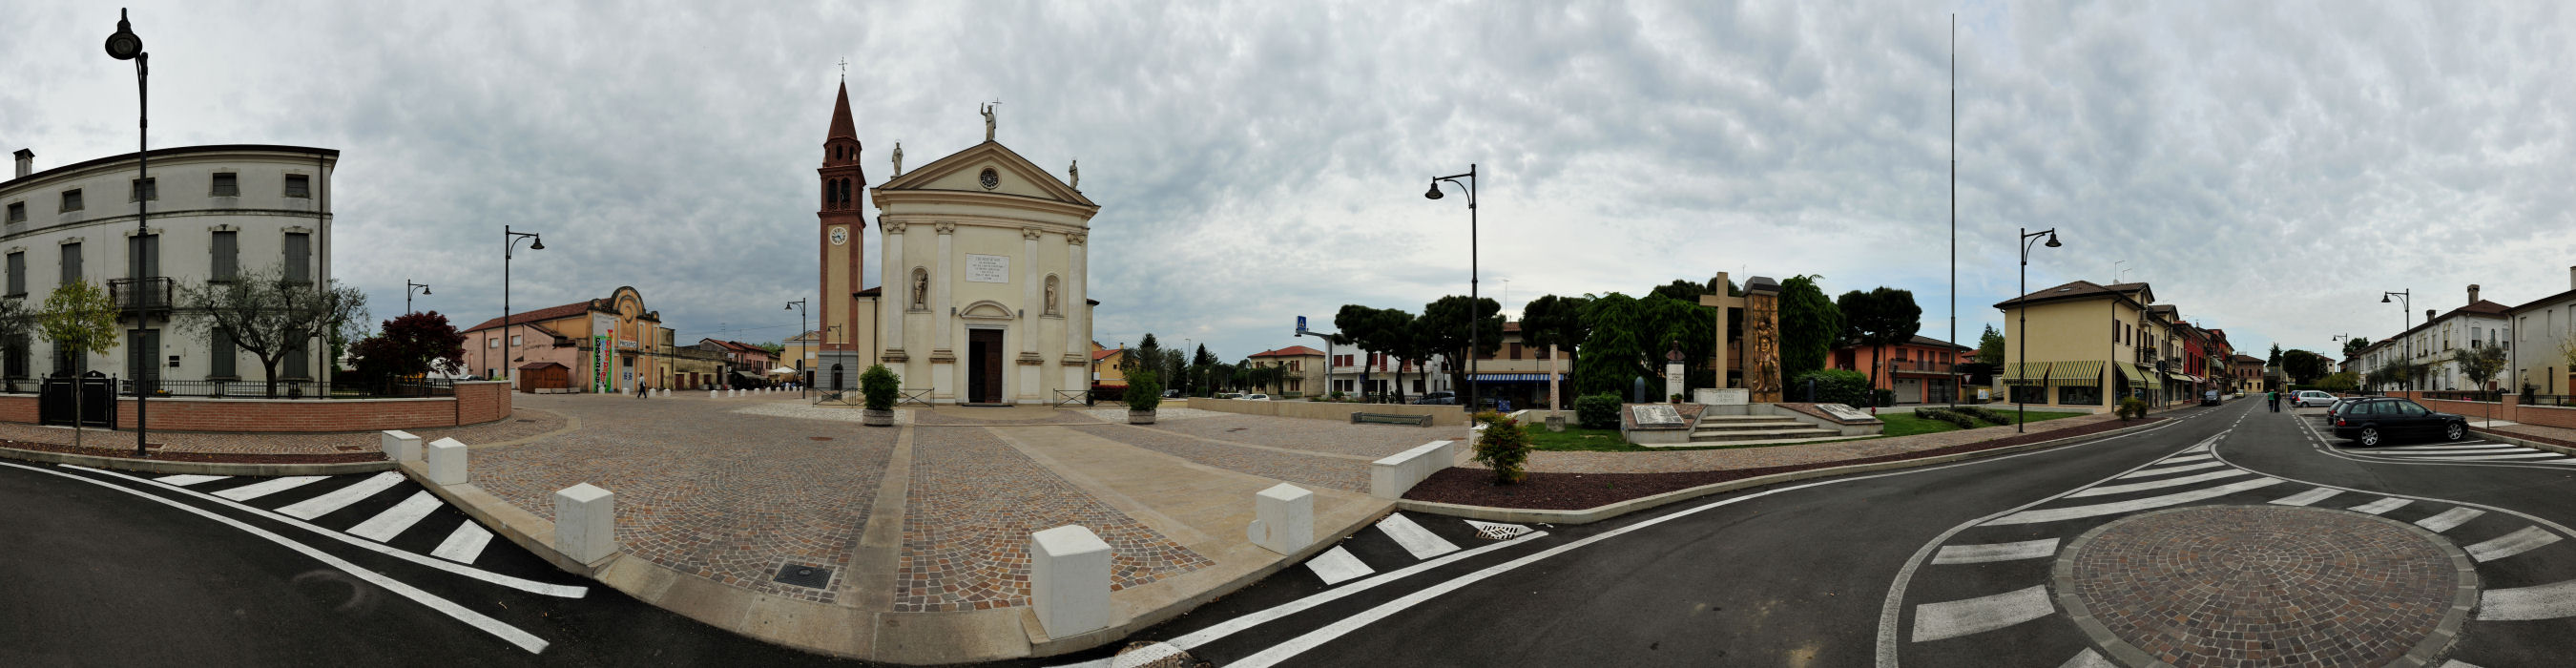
[
  {"x1": 2047, "y1": 360, "x2": 2105, "y2": 386},
  {"x1": 2003, "y1": 362, "x2": 2050, "y2": 386},
  {"x1": 2114, "y1": 363, "x2": 2150, "y2": 386}
]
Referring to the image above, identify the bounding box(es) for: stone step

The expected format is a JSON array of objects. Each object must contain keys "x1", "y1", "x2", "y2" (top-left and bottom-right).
[
  {"x1": 1690, "y1": 428, "x2": 1842, "y2": 442},
  {"x1": 1693, "y1": 420, "x2": 1811, "y2": 432},
  {"x1": 1696, "y1": 415, "x2": 1802, "y2": 422}
]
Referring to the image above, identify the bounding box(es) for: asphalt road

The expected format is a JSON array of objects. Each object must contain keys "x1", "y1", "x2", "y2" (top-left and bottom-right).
[
  {"x1": 1075, "y1": 398, "x2": 2576, "y2": 667},
  {"x1": 0, "y1": 460, "x2": 871, "y2": 667}
]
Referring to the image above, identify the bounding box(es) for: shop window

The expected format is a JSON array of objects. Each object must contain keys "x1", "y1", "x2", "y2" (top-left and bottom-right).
[
  {"x1": 2058, "y1": 386, "x2": 2102, "y2": 406},
  {"x1": 2010, "y1": 386, "x2": 2046, "y2": 404}
]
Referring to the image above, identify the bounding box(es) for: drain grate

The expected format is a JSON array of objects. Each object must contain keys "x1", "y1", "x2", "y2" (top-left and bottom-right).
[{"x1": 773, "y1": 563, "x2": 832, "y2": 588}]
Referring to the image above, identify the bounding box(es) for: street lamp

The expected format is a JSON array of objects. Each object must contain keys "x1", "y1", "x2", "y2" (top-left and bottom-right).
[
  {"x1": 785, "y1": 299, "x2": 807, "y2": 397},
  {"x1": 2382, "y1": 289, "x2": 2411, "y2": 389},
  {"x1": 1426, "y1": 164, "x2": 1479, "y2": 412},
  {"x1": 106, "y1": 9, "x2": 152, "y2": 456},
  {"x1": 2015, "y1": 227, "x2": 2064, "y2": 432},
  {"x1": 405, "y1": 281, "x2": 432, "y2": 314},
  {"x1": 501, "y1": 226, "x2": 544, "y2": 386}
]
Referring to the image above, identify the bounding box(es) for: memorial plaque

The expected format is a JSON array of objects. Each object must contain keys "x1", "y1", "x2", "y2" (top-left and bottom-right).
[
  {"x1": 1815, "y1": 403, "x2": 1876, "y2": 422},
  {"x1": 965, "y1": 254, "x2": 1010, "y2": 283},
  {"x1": 1630, "y1": 404, "x2": 1686, "y2": 427}
]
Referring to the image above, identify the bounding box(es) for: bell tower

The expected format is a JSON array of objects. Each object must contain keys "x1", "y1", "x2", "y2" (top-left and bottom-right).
[{"x1": 818, "y1": 79, "x2": 869, "y2": 384}]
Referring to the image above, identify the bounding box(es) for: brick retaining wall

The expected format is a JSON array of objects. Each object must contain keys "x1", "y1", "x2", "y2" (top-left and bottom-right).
[
  {"x1": 0, "y1": 380, "x2": 512, "y2": 433},
  {"x1": 2384, "y1": 391, "x2": 2576, "y2": 430}
]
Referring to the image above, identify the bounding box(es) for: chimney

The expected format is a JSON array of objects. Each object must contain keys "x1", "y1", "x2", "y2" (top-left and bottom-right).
[
  {"x1": 2468, "y1": 284, "x2": 2482, "y2": 304},
  {"x1": 10, "y1": 149, "x2": 29, "y2": 179},
  {"x1": 2568, "y1": 265, "x2": 2574, "y2": 291},
  {"x1": 2426, "y1": 309, "x2": 2436, "y2": 323}
]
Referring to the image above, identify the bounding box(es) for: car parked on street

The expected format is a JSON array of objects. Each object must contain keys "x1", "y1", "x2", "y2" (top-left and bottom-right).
[
  {"x1": 1411, "y1": 391, "x2": 1458, "y2": 405},
  {"x1": 2330, "y1": 397, "x2": 2468, "y2": 447},
  {"x1": 1245, "y1": 393, "x2": 1270, "y2": 401},
  {"x1": 2293, "y1": 390, "x2": 2337, "y2": 407}
]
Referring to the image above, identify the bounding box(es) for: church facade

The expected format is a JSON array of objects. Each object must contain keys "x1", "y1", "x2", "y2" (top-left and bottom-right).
[{"x1": 814, "y1": 83, "x2": 1098, "y2": 405}]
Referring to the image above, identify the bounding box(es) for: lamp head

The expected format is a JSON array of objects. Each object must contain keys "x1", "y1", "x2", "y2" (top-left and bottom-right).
[
  {"x1": 2381, "y1": 294, "x2": 2391, "y2": 303},
  {"x1": 420, "y1": 286, "x2": 430, "y2": 296},
  {"x1": 1424, "y1": 182, "x2": 1444, "y2": 200},
  {"x1": 105, "y1": 10, "x2": 142, "y2": 60},
  {"x1": 2044, "y1": 232, "x2": 2062, "y2": 248},
  {"x1": 529, "y1": 236, "x2": 545, "y2": 251}
]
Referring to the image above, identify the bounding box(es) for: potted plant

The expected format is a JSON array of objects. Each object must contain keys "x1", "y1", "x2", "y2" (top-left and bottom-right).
[
  {"x1": 859, "y1": 364, "x2": 900, "y2": 427},
  {"x1": 1126, "y1": 369, "x2": 1163, "y2": 425}
]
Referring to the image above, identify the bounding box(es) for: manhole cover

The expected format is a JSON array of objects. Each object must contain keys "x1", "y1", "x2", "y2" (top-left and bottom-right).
[
  {"x1": 773, "y1": 563, "x2": 832, "y2": 588},
  {"x1": 516, "y1": 419, "x2": 536, "y2": 423},
  {"x1": 808, "y1": 436, "x2": 834, "y2": 441},
  {"x1": 1226, "y1": 428, "x2": 1248, "y2": 432}
]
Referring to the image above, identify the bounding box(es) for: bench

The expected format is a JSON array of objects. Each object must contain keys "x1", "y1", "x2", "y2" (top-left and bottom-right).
[
  {"x1": 1370, "y1": 440, "x2": 1459, "y2": 498},
  {"x1": 1351, "y1": 412, "x2": 1433, "y2": 427}
]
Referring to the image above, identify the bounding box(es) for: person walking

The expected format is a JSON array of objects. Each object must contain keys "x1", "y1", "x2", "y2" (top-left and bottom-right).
[
  {"x1": 636, "y1": 381, "x2": 651, "y2": 399},
  {"x1": 2267, "y1": 388, "x2": 2279, "y2": 412}
]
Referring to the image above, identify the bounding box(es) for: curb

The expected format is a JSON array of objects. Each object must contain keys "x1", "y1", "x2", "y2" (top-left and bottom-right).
[
  {"x1": 1399, "y1": 418, "x2": 2177, "y2": 525},
  {"x1": 0, "y1": 445, "x2": 393, "y2": 476},
  {"x1": 2466, "y1": 428, "x2": 2576, "y2": 458}
]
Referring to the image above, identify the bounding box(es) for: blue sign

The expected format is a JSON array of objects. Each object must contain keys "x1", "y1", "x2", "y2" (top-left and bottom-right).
[{"x1": 1296, "y1": 316, "x2": 1308, "y2": 334}]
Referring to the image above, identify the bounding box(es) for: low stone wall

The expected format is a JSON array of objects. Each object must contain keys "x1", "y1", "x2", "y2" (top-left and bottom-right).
[
  {"x1": 0, "y1": 380, "x2": 512, "y2": 433},
  {"x1": 1190, "y1": 397, "x2": 1469, "y2": 427}
]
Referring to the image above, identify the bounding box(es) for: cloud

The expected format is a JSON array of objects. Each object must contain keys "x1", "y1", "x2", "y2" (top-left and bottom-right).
[{"x1": 5, "y1": 0, "x2": 2572, "y2": 362}]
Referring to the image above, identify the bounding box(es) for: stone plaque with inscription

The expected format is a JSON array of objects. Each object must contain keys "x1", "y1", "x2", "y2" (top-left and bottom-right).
[
  {"x1": 1815, "y1": 403, "x2": 1877, "y2": 423},
  {"x1": 965, "y1": 254, "x2": 1010, "y2": 283},
  {"x1": 1630, "y1": 404, "x2": 1686, "y2": 428}
]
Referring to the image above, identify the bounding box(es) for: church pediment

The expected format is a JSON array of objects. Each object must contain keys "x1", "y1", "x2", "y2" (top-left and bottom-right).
[
  {"x1": 877, "y1": 141, "x2": 1097, "y2": 209},
  {"x1": 958, "y1": 300, "x2": 1017, "y2": 321}
]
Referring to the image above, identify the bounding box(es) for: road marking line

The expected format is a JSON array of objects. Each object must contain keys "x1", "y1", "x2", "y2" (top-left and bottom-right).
[
  {"x1": 1374, "y1": 513, "x2": 1460, "y2": 560},
  {"x1": 212, "y1": 475, "x2": 327, "y2": 501},
  {"x1": 1930, "y1": 539, "x2": 2058, "y2": 565},
  {"x1": 2440, "y1": 660, "x2": 2484, "y2": 668},
  {"x1": 2372, "y1": 446, "x2": 2529, "y2": 454},
  {"x1": 152, "y1": 474, "x2": 229, "y2": 487},
  {"x1": 2348, "y1": 497, "x2": 2412, "y2": 515},
  {"x1": 2155, "y1": 453, "x2": 2214, "y2": 464},
  {"x1": 1908, "y1": 586, "x2": 2054, "y2": 642},
  {"x1": 2066, "y1": 470, "x2": 2251, "y2": 498},
  {"x1": 2062, "y1": 648, "x2": 2117, "y2": 668},
  {"x1": 2478, "y1": 578, "x2": 2576, "y2": 620},
  {"x1": 2465, "y1": 527, "x2": 2562, "y2": 562},
  {"x1": 2269, "y1": 487, "x2": 2341, "y2": 507},
  {"x1": 2374, "y1": 443, "x2": 2510, "y2": 450},
  {"x1": 2390, "y1": 452, "x2": 2566, "y2": 461},
  {"x1": 72, "y1": 466, "x2": 586, "y2": 598},
  {"x1": 1304, "y1": 546, "x2": 1374, "y2": 585},
  {"x1": 431, "y1": 521, "x2": 494, "y2": 564},
  {"x1": 1984, "y1": 477, "x2": 2282, "y2": 526},
  {"x1": 1170, "y1": 531, "x2": 1546, "y2": 649},
  {"x1": 2415, "y1": 508, "x2": 2485, "y2": 532},
  {"x1": 2116, "y1": 460, "x2": 2228, "y2": 478},
  {"x1": 275, "y1": 471, "x2": 405, "y2": 519},
  {"x1": 0, "y1": 462, "x2": 551, "y2": 653},
  {"x1": 348, "y1": 491, "x2": 445, "y2": 542}
]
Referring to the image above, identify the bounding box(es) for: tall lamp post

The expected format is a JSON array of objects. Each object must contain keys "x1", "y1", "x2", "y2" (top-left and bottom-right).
[
  {"x1": 2014, "y1": 227, "x2": 2064, "y2": 432},
  {"x1": 1425, "y1": 165, "x2": 1479, "y2": 411},
  {"x1": 2382, "y1": 290, "x2": 2411, "y2": 389},
  {"x1": 405, "y1": 281, "x2": 432, "y2": 314},
  {"x1": 503, "y1": 226, "x2": 544, "y2": 386},
  {"x1": 784, "y1": 299, "x2": 807, "y2": 397},
  {"x1": 106, "y1": 9, "x2": 152, "y2": 456}
]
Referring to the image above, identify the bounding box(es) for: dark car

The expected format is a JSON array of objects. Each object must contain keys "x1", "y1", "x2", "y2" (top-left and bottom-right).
[
  {"x1": 2200, "y1": 390, "x2": 2221, "y2": 407},
  {"x1": 1411, "y1": 391, "x2": 1458, "y2": 406},
  {"x1": 2330, "y1": 398, "x2": 2468, "y2": 447}
]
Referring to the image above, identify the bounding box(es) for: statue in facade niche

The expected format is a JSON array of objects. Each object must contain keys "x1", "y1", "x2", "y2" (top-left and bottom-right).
[
  {"x1": 1046, "y1": 277, "x2": 1060, "y2": 314},
  {"x1": 912, "y1": 269, "x2": 929, "y2": 310}
]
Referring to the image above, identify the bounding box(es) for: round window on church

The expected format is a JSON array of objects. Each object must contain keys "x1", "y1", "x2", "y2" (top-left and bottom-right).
[{"x1": 979, "y1": 168, "x2": 999, "y2": 190}]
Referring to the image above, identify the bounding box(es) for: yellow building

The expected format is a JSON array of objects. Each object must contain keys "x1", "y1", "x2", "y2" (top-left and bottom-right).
[
  {"x1": 783, "y1": 330, "x2": 821, "y2": 382},
  {"x1": 1994, "y1": 281, "x2": 2186, "y2": 412},
  {"x1": 1091, "y1": 342, "x2": 1128, "y2": 386},
  {"x1": 1247, "y1": 344, "x2": 1326, "y2": 397}
]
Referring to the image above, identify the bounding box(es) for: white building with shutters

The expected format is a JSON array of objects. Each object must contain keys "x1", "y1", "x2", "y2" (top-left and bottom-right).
[{"x1": 1, "y1": 144, "x2": 336, "y2": 387}]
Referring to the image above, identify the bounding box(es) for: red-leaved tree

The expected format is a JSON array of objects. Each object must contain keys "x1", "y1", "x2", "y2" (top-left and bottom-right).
[{"x1": 348, "y1": 311, "x2": 467, "y2": 390}]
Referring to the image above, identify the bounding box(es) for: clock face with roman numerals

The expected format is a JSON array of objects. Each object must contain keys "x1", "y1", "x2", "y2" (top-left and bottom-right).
[{"x1": 830, "y1": 226, "x2": 848, "y2": 245}]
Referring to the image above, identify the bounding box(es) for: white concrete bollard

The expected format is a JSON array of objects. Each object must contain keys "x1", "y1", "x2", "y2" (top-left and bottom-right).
[
  {"x1": 553, "y1": 483, "x2": 619, "y2": 563},
  {"x1": 380, "y1": 429, "x2": 423, "y2": 462},
  {"x1": 1030, "y1": 525, "x2": 1112, "y2": 637},
  {"x1": 1245, "y1": 483, "x2": 1315, "y2": 555},
  {"x1": 708, "y1": 389, "x2": 717, "y2": 399},
  {"x1": 424, "y1": 437, "x2": 468, "y2": 486}
]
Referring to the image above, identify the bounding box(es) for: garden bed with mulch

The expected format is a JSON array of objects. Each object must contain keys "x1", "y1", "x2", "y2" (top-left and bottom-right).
[
  {"x1": 1406, "y1": 417, "x2": 2164, "y2": 510},
  {"x1": 1, "y1": 439, "x2": 386, "y2": 465}
]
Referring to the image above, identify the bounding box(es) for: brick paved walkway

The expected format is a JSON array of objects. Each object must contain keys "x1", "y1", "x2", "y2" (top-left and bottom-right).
[
  {"x1": 1065, "y1": 424, "x2": 1379, "y2": 493},
  {"x1": 897, "y1": 426, "x2": 1210, "y2": 612},
  {"x1": 2058, "y1": 506, "x2": 2469, "y2": 667}
]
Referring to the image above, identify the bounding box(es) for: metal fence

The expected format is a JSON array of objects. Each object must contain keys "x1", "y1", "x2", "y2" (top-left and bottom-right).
[
  {"x1": 120, "y1": 377, "x2": 456, "y2": 400},
  {"x1": 2525, "y1": 394, "x2": 2576, "y2": 408},
  {"x1": 2418, "y1": 390, "x2": 2503, "y2": 403}
]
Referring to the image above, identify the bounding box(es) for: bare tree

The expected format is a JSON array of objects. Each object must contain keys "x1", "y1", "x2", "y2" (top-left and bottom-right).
[{"x1": 175, "y1": 264, "x2": 367, "y2": 398}]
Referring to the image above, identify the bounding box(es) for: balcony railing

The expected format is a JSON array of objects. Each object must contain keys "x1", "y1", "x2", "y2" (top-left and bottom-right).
[
  {"x1": 110, "y1": 277, "x2": 176, "y2": 314},
  {"x1": 1886, "y1": 360, "x2": 1956, "y2": 374}
]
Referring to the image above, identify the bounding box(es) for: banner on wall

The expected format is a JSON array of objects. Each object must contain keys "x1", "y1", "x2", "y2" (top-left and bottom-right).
[{"x1": 593, "y1": 335, "x2": 610, "y2": 392}]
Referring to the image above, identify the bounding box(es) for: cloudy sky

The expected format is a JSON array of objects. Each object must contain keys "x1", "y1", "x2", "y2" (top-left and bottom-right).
[{"x1": 6, "y1": 1, "x2": 2573, "y2": 363}]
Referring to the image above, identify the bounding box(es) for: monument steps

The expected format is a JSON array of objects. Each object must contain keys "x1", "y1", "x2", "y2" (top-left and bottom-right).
[{"x1": 1689, "y1": 426, "x2": 1842, "y2": 442}]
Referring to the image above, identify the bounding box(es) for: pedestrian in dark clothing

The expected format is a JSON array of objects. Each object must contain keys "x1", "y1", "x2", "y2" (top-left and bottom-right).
[{"x1": 636, "y1": 382, "x2": 650, "y2": 399}]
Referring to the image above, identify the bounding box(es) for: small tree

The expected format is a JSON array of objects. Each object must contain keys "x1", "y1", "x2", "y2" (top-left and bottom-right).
[
  {"x1": 0, "y1": 297, "x2": 34, "y2": 392},
  {"x1": 175, "y1": 264, "x2": 367, "y2": 398},
  {"x1": 38, "y1": 281, "x2": 118, "y2": 447},
  {"x1": 1470, "y1": 411, "x2": 1531, "y2": 485},
  {"x1": 859, "y1": 364, "x2": 900, "y2": 411},
  {"x1": 2453, "y1": 345, "x2": 2509, "y2": 427},
  {"x1": 1126, "y1": 369, "x2": 1162, "y2": 411},
  {"x1": 1777, "y1": 275, "x2": 1842, "y2": 382}
]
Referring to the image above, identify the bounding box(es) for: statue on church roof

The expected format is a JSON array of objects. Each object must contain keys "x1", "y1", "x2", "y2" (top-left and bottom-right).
[
  {"x1": 892, "y1": 142, "x2": 904, "y2": 177},
  {"x1": 980, "y1": 103, "x2": 996, "y2": 142},
  {"x1": 1068, "y1": 159, "x2": 1079, "y2": 190}
]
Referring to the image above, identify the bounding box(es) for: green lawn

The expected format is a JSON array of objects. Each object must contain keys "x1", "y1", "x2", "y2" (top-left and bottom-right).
[{"x1": 1878, "y1": 408, "x2": 2087, "y2": 438}]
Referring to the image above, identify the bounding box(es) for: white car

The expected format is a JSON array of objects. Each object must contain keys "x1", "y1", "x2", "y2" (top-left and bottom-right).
[
  {"x1": 2294, "y1": 390, "x2": 2337, "y2": 407},
  {"x1": 1245, "y1": 393, "x2": 1271, "y2": 401}
]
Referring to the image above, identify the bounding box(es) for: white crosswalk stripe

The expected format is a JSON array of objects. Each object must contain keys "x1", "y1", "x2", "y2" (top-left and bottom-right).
[
  {"x1": 2394, "y1": 452, "x2": 2569, "y2": 462},
  {"x1": 2415, "y1": 508, "x2": 2485, "y2": 532},
  {"x1": 2156, "y1": 453, "x2": 2214, "y2": 464},
  {"x1": 2268, "y1": 487, "x2": 2341, "y2": 507},
  {"x1": 347, "y1": 491, "x2": 445, "y2": 542},
  {"x1": 2348, "y1": 497, "x2": 2412, "y2": 515},
  {"x1": 2465, "y1": 527, "x2": 2562, "y2": 562},
  {"x1": 431, "y1": 521, "x2": 495, "y2": 564},
  {"x1": 2375, "y1": 446, "x2": 2524, "y2": 454},
  {"x1": 2375, "y1": 444, "x2": 2513, "y2": 450},
  {"x1": 152, "y1": 474, "x2": 229, "y2": 487},
  {"x1": 1374, "y1": 514, "x2": 1460, "y2": 560},
  {"x1": 2065, "y1": 470, "x2": 2251, "y2": 498},
  {"x1": 2479, "y1": 578, "x2": 2576, "y2": 620},
  {"x1": 2061, "y1": 649, "x2": 2117, "y2": 668},
  {"x1": 1984, "y1": 477, "x2": 2283, "y2": 526},
  {"x1": 1931, "y1": 539, "x2": 2058, "y2": 565},
  {"x1": 213, "y1": 476, "x2": 327, "y2": 501},
  {"x1": 275, "y1": 471, "x2": 405, "y2": 520},
  {"x1": 1304, "y1": 547, "x2": 1373, "y2": 585},
  {"x1": 2116, "y1": 460, "x2": 2229, "y2": 478},
  {"x1": 1910, "y1": 586, "x2": 2054, "y2": 642}
]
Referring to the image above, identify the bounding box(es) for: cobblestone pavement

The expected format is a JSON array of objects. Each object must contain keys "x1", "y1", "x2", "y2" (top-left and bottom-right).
[
  {"x1": 2061, "y1": 506, "x2": 2465, "y2": 667},
  {"x1": 733, "y1": 400, "x2": 917, "y2": 425},
  {"x1": 913, "y1": 408, "x2": 1100, "y2": 425},
  {"x1": 0, "y1": 407, "x2": 564, "y2": 457},
  {"x1": 1521, "y1": 409, "x2": 2134, "y2": 474},
  {"x1": 1063, "y1": 424, "x2": 1373, "y2": 492},
  {"x1": 896, "y1": 426, "x2": 1211, "y2": 612},
  {"x1": 1146, "y1": 415, "x2": 1465, "y2": 459},
  {"x1": 1079, "y1": 407, "x2": 1229, "y2": 422},
  {"x1": 469, "y1": 394, "x2": 897, "y2": 604}
]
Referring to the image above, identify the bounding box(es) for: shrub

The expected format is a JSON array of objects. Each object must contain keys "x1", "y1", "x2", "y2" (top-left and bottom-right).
[
  {"x1": 1575, "y1": 392, "x2": 1623, "y2": 429},
  {"x1": 859, "y1": 365, "x2": 901, "y2": 411},
  {"x1": 2117, "y1": 397, "x2": 2149, "y2": 421},
  {"x1": 1471, "y1": 411, "x2": 1531, "y2": 485},
  {"x1": 1127, "y1": 370, "x2": 1163, "y2": 412},
  {"x1": 1788, "y1": 368, "x2": 1873, "y2": 406},
  {"x1": 1956, "y1": 406, "x2": 2012, "y2": 425},
  {"x1": 1915, "y1": 407, "x2": 1980, "y2": 429}
]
